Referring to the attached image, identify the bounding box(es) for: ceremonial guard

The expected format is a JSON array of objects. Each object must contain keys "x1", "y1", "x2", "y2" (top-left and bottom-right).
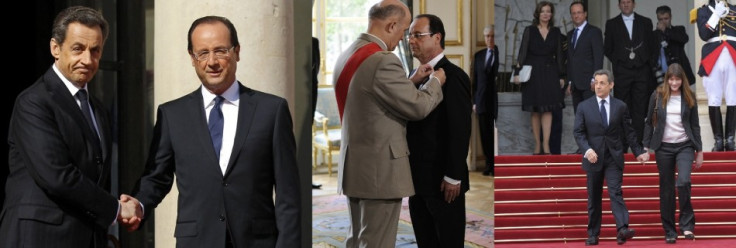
[{"x1": 696, "y1": 0, "x2": 736, "y2": 151}]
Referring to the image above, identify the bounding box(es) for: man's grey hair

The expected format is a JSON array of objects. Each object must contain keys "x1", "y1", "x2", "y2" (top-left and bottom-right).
[
  {"x1": 483, "y1": 25, "x2": 493, "y2": 34},
  {"x1": 369, "y1": 3, "x2": 406, "y2": 21},
  {"x1": 593, "y1": 69, "x2": 614, "y2": 82}
]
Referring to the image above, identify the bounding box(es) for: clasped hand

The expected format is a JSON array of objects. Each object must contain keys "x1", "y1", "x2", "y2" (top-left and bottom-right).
[{"x1": 118, "y1": 194, "x2": 143, "y2": 232}]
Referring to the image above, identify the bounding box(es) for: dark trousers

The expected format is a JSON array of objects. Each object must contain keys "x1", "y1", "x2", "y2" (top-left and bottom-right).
[
  {"x1": 550, "y1": 107, "x2": 563, "y2": 154},
  {"x1": 612, "y1": 65, "x2": 653, "y2": 150},
  {"x1": 656, "y1": 141, "x2": 696, "y2": 236},
  {"x1": 586, "y1": 155, "x2": 630, "y2": 237},
  {"x1": 572, "y1": 86, "x2": 595, "y2": 116},
  {"x1": 478, "y1": 112, "x2": 494, "y2": 173},
  {"x1": 408, "y1": 194, "x2": 466, "y2": 248}
]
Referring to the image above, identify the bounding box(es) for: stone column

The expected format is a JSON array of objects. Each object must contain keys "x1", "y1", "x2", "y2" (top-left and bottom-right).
[{"x1": 153, "y1": 1, "x2": 309, "y2": 247}]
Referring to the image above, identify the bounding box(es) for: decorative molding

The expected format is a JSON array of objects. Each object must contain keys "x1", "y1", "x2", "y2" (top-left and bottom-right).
[{"x1": 420, "y1": 0, "x2": 463, "y2": 46}]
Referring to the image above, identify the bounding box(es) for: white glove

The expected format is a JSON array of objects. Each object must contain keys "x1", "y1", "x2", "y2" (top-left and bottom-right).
[
  {"x1": 715, "y1": 1, "x2": 729, "y2": 18},
  {"x1": 708, "y1": 1, "x2": 729, "y2": 28}
]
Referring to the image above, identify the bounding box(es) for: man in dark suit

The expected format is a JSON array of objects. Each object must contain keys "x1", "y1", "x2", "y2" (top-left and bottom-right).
[
  {"x1": 567, "y1": 1, "x2": 604, "y2": 154},
  {"x1": 473, "y1": 25, "x2": 497, "y2": 175},
  {"x1": 604, "y1": 0, "x2": 657, "y2": 151},
  {"x1": 125, "y1": 16, "x2": 300, "y2": 247},
  {"x1": 574, "y1": 69, "x2": 649, "y2": 246},
  {"x1": 653, "y1": 5, "x2": 695, "y2": 86},
  {"x1": 567, "y1": 1, "x2": 603, "y2": 119},
  {"x1": 406, "y1": 14, "x2": 471, "y2": 247},
  {"x1": 0, "y1": 6, "x2": 139, "y2": 248}
]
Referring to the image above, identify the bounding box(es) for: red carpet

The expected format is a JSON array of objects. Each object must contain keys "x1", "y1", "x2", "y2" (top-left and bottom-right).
[{"x1": 494, "y1": 152, "x2": 736, "y2": 245}]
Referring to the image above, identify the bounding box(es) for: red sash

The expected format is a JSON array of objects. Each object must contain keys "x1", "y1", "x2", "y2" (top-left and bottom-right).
[
  {"x1": 702, "y1": 41, "x2": 736, "y2": 76},
  {"x1": 334, "y1": 42, "x2": 382, "y2": 121}
]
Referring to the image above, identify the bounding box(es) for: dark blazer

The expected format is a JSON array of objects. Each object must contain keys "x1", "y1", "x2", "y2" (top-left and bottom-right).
[
  {"x1": 653, "y1": 26, "x2": 696, "y2": 84},
  {"x1": 604, "y1": 13, "x2": 657, "y2": 70},
  {"x1": 567, "y1": 24, "x2": 604, "y2": 91},
  {"x1": 408, "y1": 56, "x2": 472, "y2": 195},
  {"x1": 696, "y1": 1, "x2": 736, "y2": 76},
  {"x1": 473, "y1": 46, "x2": 498, "y2": 119},
  {"x1": 574, "y1": 96, "x2": 645, "y2": 172},
  {"x1": 133, "y1": 83, "x2": 300, "y2": 248},
  {"x1": 0, "y1": 67, "x2": 117, "y2": 248},
  {"x1": 642, "y1": 91, "x2": 702, "y2": 151},
  {"x1": 312, "y1": 37, "x2": 320, "y2": 116}
]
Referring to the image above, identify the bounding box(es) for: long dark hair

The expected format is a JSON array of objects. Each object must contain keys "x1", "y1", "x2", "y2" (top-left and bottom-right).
[
  {"x1": 533, "y1": 1, "x2": 555, "y2": 27},
  {"x1": 657, "y1": 63, "x2": 695, "y2": 109}
]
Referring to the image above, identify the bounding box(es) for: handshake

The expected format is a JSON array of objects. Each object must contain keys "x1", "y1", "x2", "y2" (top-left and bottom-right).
[{"x1": 117, "y1": 194, "x2": 143, "y2": 231}]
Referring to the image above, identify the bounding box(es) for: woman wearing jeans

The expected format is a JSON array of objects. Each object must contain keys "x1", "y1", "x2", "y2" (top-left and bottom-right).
[{"x1": 643, "y1": 63, "x2": 703, "y2": 244}]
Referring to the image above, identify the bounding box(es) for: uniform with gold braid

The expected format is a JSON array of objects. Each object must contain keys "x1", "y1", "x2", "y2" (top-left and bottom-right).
[{"x1": 696, "y1": 0, "x2": 736, "y2": 151}]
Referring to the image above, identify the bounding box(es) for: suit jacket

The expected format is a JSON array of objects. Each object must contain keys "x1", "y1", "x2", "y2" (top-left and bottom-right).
[
  {"x1": 567, "y1": 23, "x2": 604, "y2": 91},
  {"x1": 0, "y1": 67, "x2": 117, "y2": 248},
  {"x1": 604, "y1": 13, "x2": 657, "y2": 71},
  {"x1": 642, "y1": 91, "x2": 702, "y2": 151},
  {"x1": 472, "y1": 46, "x2": 498, "y2": 119},
  {"x1": 407, "y1": 56, "x2": 472, "y2": 196},
  {"x1": 133, "y1": 83, "x2": 300, "y2": 248},
  {"x1": 574, "y1": 96, "x2": 645, "y2": 172},
  {"x1": 653, "y1": 26, "x2": 696, "y2": 84},
  {"x1": 333, "y1": 33, "x2": 443, "y2": 199},
  {"x1": 696, "y1": 1, "x2": 736, "y2": 76}
]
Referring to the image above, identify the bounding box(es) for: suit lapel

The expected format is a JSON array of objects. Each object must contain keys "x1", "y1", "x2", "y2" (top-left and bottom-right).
[
  {"x1": 46, "y1": 71, "x2": 102, "y2": 157},
  {"x1": 186, "y1": 88, "x2": 222, "y2": 169},
  {"x1": 224, "y1": 83, "x2": 257, "y2": 177}
]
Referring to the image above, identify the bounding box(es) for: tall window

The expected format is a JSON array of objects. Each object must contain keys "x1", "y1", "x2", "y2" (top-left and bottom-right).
[{"x1": 313, "y1": 0, "x2": 383, "y2": 86}]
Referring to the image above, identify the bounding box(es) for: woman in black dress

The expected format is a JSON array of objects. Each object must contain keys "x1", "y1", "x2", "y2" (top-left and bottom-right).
[{"x1": 514, "y1": 1, "x2": 566, "y2": 154}]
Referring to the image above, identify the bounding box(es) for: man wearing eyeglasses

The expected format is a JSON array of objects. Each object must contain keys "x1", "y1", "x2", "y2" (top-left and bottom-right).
[
  {"x1": 332, "y1": 0, "x2": 446, "y2": 247},
  {"x1": 123, "y1": 16, "x2": 301, "y2": 248},
  {"x1": 406, "y1": 14, "x2": 472, "y2": 247}
]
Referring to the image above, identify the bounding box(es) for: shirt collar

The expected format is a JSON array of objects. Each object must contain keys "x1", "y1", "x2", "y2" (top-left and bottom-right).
[
  {"x1": 427, "y1": 52, "x2": 444, "y2": 68},
  {"x1": 364, "y1": 33, "x2": 388, "y2": 51},
  {"x1": 597, "y1": 95, "x2": 610, "y2": 105},
  {"x1": 576, "y1": 21, "x2": 588, "y2": 31},
  {"x1": 202, "y1": 79, "x2": 240, "y2": 108},
  {"x1": 622, "y1": 13, "x2": 635, "y2": 21},
  {"x1": 52, "y1": 63, "x2": 88, "y2": 97}
]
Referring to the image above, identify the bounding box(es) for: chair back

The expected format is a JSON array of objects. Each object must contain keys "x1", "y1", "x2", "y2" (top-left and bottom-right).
[{"x1": 316, "y1": 87, "x2": 341, "y2": 128}]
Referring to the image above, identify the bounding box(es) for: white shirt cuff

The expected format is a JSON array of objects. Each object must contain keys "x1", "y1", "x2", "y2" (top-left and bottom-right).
[{"x1": 443, "y1": 176, "x2": 461, "y2": 185}]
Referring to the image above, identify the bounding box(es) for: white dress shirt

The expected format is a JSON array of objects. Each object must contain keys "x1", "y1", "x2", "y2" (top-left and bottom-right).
[
  {"x1": 622, "y1": 13, "x2": 634, "y2": 40},
  {"x1": 202, "y1": 81, "x2": 240, "y2": 175}
]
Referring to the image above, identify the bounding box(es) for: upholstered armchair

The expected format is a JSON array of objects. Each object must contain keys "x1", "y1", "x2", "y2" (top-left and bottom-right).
[{"x1": 312, "y1": 87, "x2": 341, "y2": 176}]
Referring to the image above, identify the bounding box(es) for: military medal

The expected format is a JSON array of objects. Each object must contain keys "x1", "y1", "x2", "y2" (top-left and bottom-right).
[{"x1": 629, "y1": 52, "x2": 635, "y2": 59}]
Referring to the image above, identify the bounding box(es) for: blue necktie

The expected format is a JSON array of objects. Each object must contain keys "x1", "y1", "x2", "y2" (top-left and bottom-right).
[
  {"x1": 572, "y1": 28, "x2": 579, "y2": 49},
  {"x1": 209, "y1": 96, "x2": 224, "y2": 159},
  {"x1": 660, "y1": 47, "x2": 668, "y2": 73},
  {"x1": 76, "y1": 89, "x2": 102, "y2": 156},
  {"x1": 600, "y1": 99, "x2": 608, "y2": 128}
]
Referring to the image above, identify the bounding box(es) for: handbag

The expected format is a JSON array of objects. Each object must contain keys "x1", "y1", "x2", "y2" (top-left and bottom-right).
[{"x1": 510, "y1": 65, "x2": 532, "y2": 83}]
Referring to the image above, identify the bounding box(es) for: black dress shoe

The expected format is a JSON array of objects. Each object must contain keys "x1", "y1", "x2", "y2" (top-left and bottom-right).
[
  {"x1": 683, "y1": 231, "x2": 694, "y2": 240},
  {"x1": 312, "y1": 183, "x2": 322, "y2": 189},
  {"x1": 665, "y1": 235, "x2": 676, "y2": 244},
  {"x1": 585, "y1": 236, "x2": 599, "y2": 246},
  {"x1": 617, "y1": 228, "x2": 635, "y2": 245}
]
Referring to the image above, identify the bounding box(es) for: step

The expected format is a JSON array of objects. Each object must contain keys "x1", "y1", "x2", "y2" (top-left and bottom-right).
[
  {"x1": 494, "y1": 224, "x2": 736, "y2": 240},
  {"x1": 494, "y1": 175, "x2": 736, "y2": 189},
  {"x1": 496, "y1": 212, "x2": 736, "y2": 228},
  {"x1": 496, "y1": 199, "x2": 736, "y2": 215},
  {"x1": 496, "y1": 162, "x2": 736, "y2": 177},
  {"x1": 495, "y1": 186, "x2": 736, "y2": 201},
  {"x1": 495, "y1": 151, "x2": 736, "y2": 165}
]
